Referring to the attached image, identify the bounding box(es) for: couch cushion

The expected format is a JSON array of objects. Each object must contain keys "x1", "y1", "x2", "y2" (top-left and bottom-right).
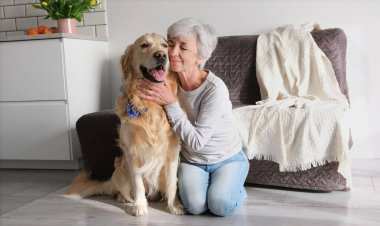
[{"x1": 205, "y1": 35, "x2": 261, "y2": 108}]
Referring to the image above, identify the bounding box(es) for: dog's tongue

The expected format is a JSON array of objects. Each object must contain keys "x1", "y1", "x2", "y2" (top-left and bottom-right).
[{"x1": 149, "y1": 68, "x2": 165, "y2": 82}]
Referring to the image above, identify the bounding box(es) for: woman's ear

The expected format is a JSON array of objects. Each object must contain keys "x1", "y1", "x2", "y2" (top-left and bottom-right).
[
  {"x1": 197, "y1": 56, "x2": 207, "y2": 67},
  {"x1": 120, "y1": 45, "x2": 134, "y2": 82}
]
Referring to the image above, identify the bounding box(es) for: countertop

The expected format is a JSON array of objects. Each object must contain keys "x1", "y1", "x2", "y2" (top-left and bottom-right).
[{"x1": 0, "y1": 33, "x2": 108, "y2": 42}]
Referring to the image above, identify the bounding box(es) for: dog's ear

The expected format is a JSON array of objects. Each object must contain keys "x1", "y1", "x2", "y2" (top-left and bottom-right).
[{"x1": 120, "y1": 44, "x2": 134, "y2": 82}]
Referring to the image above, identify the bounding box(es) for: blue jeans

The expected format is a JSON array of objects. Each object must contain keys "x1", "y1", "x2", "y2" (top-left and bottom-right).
[{"x1": 178, "y1": 150, "x2": 249, "y2": 216}]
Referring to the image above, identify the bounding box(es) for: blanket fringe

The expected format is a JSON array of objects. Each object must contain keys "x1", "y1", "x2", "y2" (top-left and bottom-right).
[
  {"x1": 244, "y1": 151, "x2": 352, "y2": 188},
  {"x1": 247, "y1": 153, "x2": 344, "y2": 172}
]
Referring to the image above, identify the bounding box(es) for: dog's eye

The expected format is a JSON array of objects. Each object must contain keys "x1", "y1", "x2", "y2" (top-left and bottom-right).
[
  {"x1": 140, "y1": 43, "x2": 150, "y2": 48},
  {"x1": 162, "y1": 43, "x2": 168, "y2": 48}
]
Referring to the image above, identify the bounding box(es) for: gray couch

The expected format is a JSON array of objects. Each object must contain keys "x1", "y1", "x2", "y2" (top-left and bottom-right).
[{"x1": 76, "y1": 28, "x2": 351, "y2": 191}]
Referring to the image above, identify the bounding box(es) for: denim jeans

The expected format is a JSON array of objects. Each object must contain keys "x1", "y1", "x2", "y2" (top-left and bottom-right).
[{"x1": 178, "y1": 150, "x2": 250, "y2": 216}]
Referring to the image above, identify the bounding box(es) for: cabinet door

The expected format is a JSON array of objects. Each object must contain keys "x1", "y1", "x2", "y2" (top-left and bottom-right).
[
  {"x1": 0, "y1": 39, "x2": 66, "y2": 101},
  {"x1": 0, "y1": 102, "x2": 71, "y2": 160}
]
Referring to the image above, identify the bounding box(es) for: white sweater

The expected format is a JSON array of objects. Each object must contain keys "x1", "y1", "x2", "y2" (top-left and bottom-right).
[{"x1": 164, "y1": 71, "x2": 242, "y2": 164}]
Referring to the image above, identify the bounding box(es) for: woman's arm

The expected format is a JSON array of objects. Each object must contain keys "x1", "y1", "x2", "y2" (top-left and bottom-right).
[{"x1": 165, "y1": 86, "x2": 226, "y2": 152}]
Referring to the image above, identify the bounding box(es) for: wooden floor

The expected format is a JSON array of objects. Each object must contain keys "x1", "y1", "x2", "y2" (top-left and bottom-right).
[{"x1": 0, "y1": 158, "x2": 379, "y2": 226}]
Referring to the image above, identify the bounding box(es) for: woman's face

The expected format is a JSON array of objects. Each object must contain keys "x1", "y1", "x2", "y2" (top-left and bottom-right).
[{"x1": 168, "y1": 34, "x2": 203, "y2": 73}]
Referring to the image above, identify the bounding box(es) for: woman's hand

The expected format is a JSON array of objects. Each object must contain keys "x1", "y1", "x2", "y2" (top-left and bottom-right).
[{"x1": 137, "y1": 78, "x2": 176, "y2": 106}]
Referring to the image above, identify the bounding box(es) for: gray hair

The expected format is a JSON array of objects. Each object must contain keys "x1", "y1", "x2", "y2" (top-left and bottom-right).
[{"x1": 167, "y1": 18, "x2": 218, "y2": 68}]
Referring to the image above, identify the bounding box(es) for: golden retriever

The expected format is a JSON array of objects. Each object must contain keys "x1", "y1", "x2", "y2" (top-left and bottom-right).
[{"x1": 65, "y1": 33, "x2": 185, "y2": 216}]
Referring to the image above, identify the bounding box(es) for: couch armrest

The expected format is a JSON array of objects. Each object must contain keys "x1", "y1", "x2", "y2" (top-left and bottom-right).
[{"x1": 76, "y1": 110, "x2": 122, "y2": 181}]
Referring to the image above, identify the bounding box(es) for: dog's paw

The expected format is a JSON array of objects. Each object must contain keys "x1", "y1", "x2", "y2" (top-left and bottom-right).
[
  {"x1": 131, "y1": 205, "x2": 148, "y2": 216},
  {"x1": 168, "y1": 204, "x2": 186, "y2": 215}
]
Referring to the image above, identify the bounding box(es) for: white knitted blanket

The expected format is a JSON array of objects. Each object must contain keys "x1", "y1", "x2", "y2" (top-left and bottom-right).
[{"x1": 233, "y1": 24, "x2": 352, "y2": 186}]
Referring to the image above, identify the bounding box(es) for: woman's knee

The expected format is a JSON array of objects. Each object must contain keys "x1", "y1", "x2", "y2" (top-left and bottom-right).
[
  {"x1": 208, "y1": 196, "x2": 237, "y2": 216},
  {"x1": 179, "y1": 191, "x2": 207, "y2": 215},
  {"x1": 186, "y1": 200, "x2": 208, "y2": 215},
  {"x1": 208, "y1": 188, "x2": 247, "y2": 216},
  {"x1": 178, "y1": 162, "x2": 209, "y2": 215}
]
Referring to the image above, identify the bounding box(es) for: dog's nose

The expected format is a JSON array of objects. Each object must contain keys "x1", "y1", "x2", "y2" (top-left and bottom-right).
[{"x1": 154, "y1": 51, "x2": 167, "y2": 60}]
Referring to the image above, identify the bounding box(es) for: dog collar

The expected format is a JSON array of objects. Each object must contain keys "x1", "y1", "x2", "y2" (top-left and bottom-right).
[{"x1": 126, "y1": 100, "x2": 148, "y2": 118}]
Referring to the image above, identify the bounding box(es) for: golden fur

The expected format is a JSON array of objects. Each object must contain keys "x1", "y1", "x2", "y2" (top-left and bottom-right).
[{"x1": 65, "y1": 33, "x2": 185, "y2": 216}]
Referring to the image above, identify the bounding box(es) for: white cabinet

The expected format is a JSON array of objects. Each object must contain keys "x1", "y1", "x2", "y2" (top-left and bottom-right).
[
  {"x1": 0, "y1": 102, "x2": 70, "y2": 160},
  {"x1": 0, "y1": 40, "x2": 66, "y2": 101},
  {"x1": 0, "y1": 38, "x2": 110, "y2": 169}
]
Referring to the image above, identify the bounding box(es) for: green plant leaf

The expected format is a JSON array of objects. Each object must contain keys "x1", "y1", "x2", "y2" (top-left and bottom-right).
[{"x1": 34, "y1": 0, "x2": 99, "y2": 22}]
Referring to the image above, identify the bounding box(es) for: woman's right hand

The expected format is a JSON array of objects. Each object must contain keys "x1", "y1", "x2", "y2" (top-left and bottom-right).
[{"x1": 137, "y1": 78, "x2": 176, "y2": 106}]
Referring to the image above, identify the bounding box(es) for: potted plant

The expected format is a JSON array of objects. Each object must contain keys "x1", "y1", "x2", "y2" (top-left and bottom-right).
[{"x1": 32, "y1": 0, "x2": 100, "y2": 34}]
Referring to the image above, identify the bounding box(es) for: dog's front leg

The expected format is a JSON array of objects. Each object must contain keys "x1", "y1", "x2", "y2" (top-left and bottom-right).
[
  {"x1": 166, "y1": 159, "x2": 186, "y2": 215},
  {"x1": 131, "y1": 173, "x2": 148, "y2": 216},
  {"x1": 112, "y1": 169, "x2": 133, "y2": 203}
]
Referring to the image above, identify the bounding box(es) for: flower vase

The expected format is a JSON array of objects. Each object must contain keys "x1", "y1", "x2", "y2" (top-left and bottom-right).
[{"x1": 58, "y1": 19, "x2": 77, "y2": 34}]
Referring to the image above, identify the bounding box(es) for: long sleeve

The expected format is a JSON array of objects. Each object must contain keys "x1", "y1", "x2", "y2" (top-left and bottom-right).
[{"x1": 165, "y1": 86, "x2": 225, "y2": 152}]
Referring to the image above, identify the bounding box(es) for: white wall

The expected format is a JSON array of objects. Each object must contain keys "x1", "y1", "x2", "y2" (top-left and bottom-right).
[{"x1": 107, "y1": 0, "x2": 380, "y2": 158}]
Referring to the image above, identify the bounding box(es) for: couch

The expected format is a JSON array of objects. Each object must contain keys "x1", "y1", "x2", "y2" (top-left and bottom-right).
[{"x1": 76, "y1": 28, "x2": 351, "y2": 192}]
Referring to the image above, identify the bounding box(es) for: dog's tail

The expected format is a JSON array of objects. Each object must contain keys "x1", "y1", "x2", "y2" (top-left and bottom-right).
[{"x1": 64, "y1": 171, "x2": 117, "y2": 198}]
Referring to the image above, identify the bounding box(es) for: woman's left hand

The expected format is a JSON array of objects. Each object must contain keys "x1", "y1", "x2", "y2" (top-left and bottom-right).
[{"x1": 137, "y1": 79, "x2": 176, "y2": 106}]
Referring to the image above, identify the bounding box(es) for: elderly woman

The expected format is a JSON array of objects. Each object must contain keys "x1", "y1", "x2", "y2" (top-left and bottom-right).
[{"x1": 137, "y1": 18, "x2": 249, "y2": 216}]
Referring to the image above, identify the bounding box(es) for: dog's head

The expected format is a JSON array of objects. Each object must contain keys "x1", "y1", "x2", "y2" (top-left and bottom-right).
[{"x1": 120, "y1": 33, "x2": 169, "y2": 84}]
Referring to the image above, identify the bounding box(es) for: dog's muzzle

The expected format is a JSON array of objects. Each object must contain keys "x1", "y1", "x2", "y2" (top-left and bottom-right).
[{"x1": 140, "y1": 51, "x2": 168, "y2": 83}]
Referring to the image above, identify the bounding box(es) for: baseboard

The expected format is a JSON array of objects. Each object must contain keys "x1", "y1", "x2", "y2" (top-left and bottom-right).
[{"x1": 0, "y1": 158, "x2": 83, "y2": 169}]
